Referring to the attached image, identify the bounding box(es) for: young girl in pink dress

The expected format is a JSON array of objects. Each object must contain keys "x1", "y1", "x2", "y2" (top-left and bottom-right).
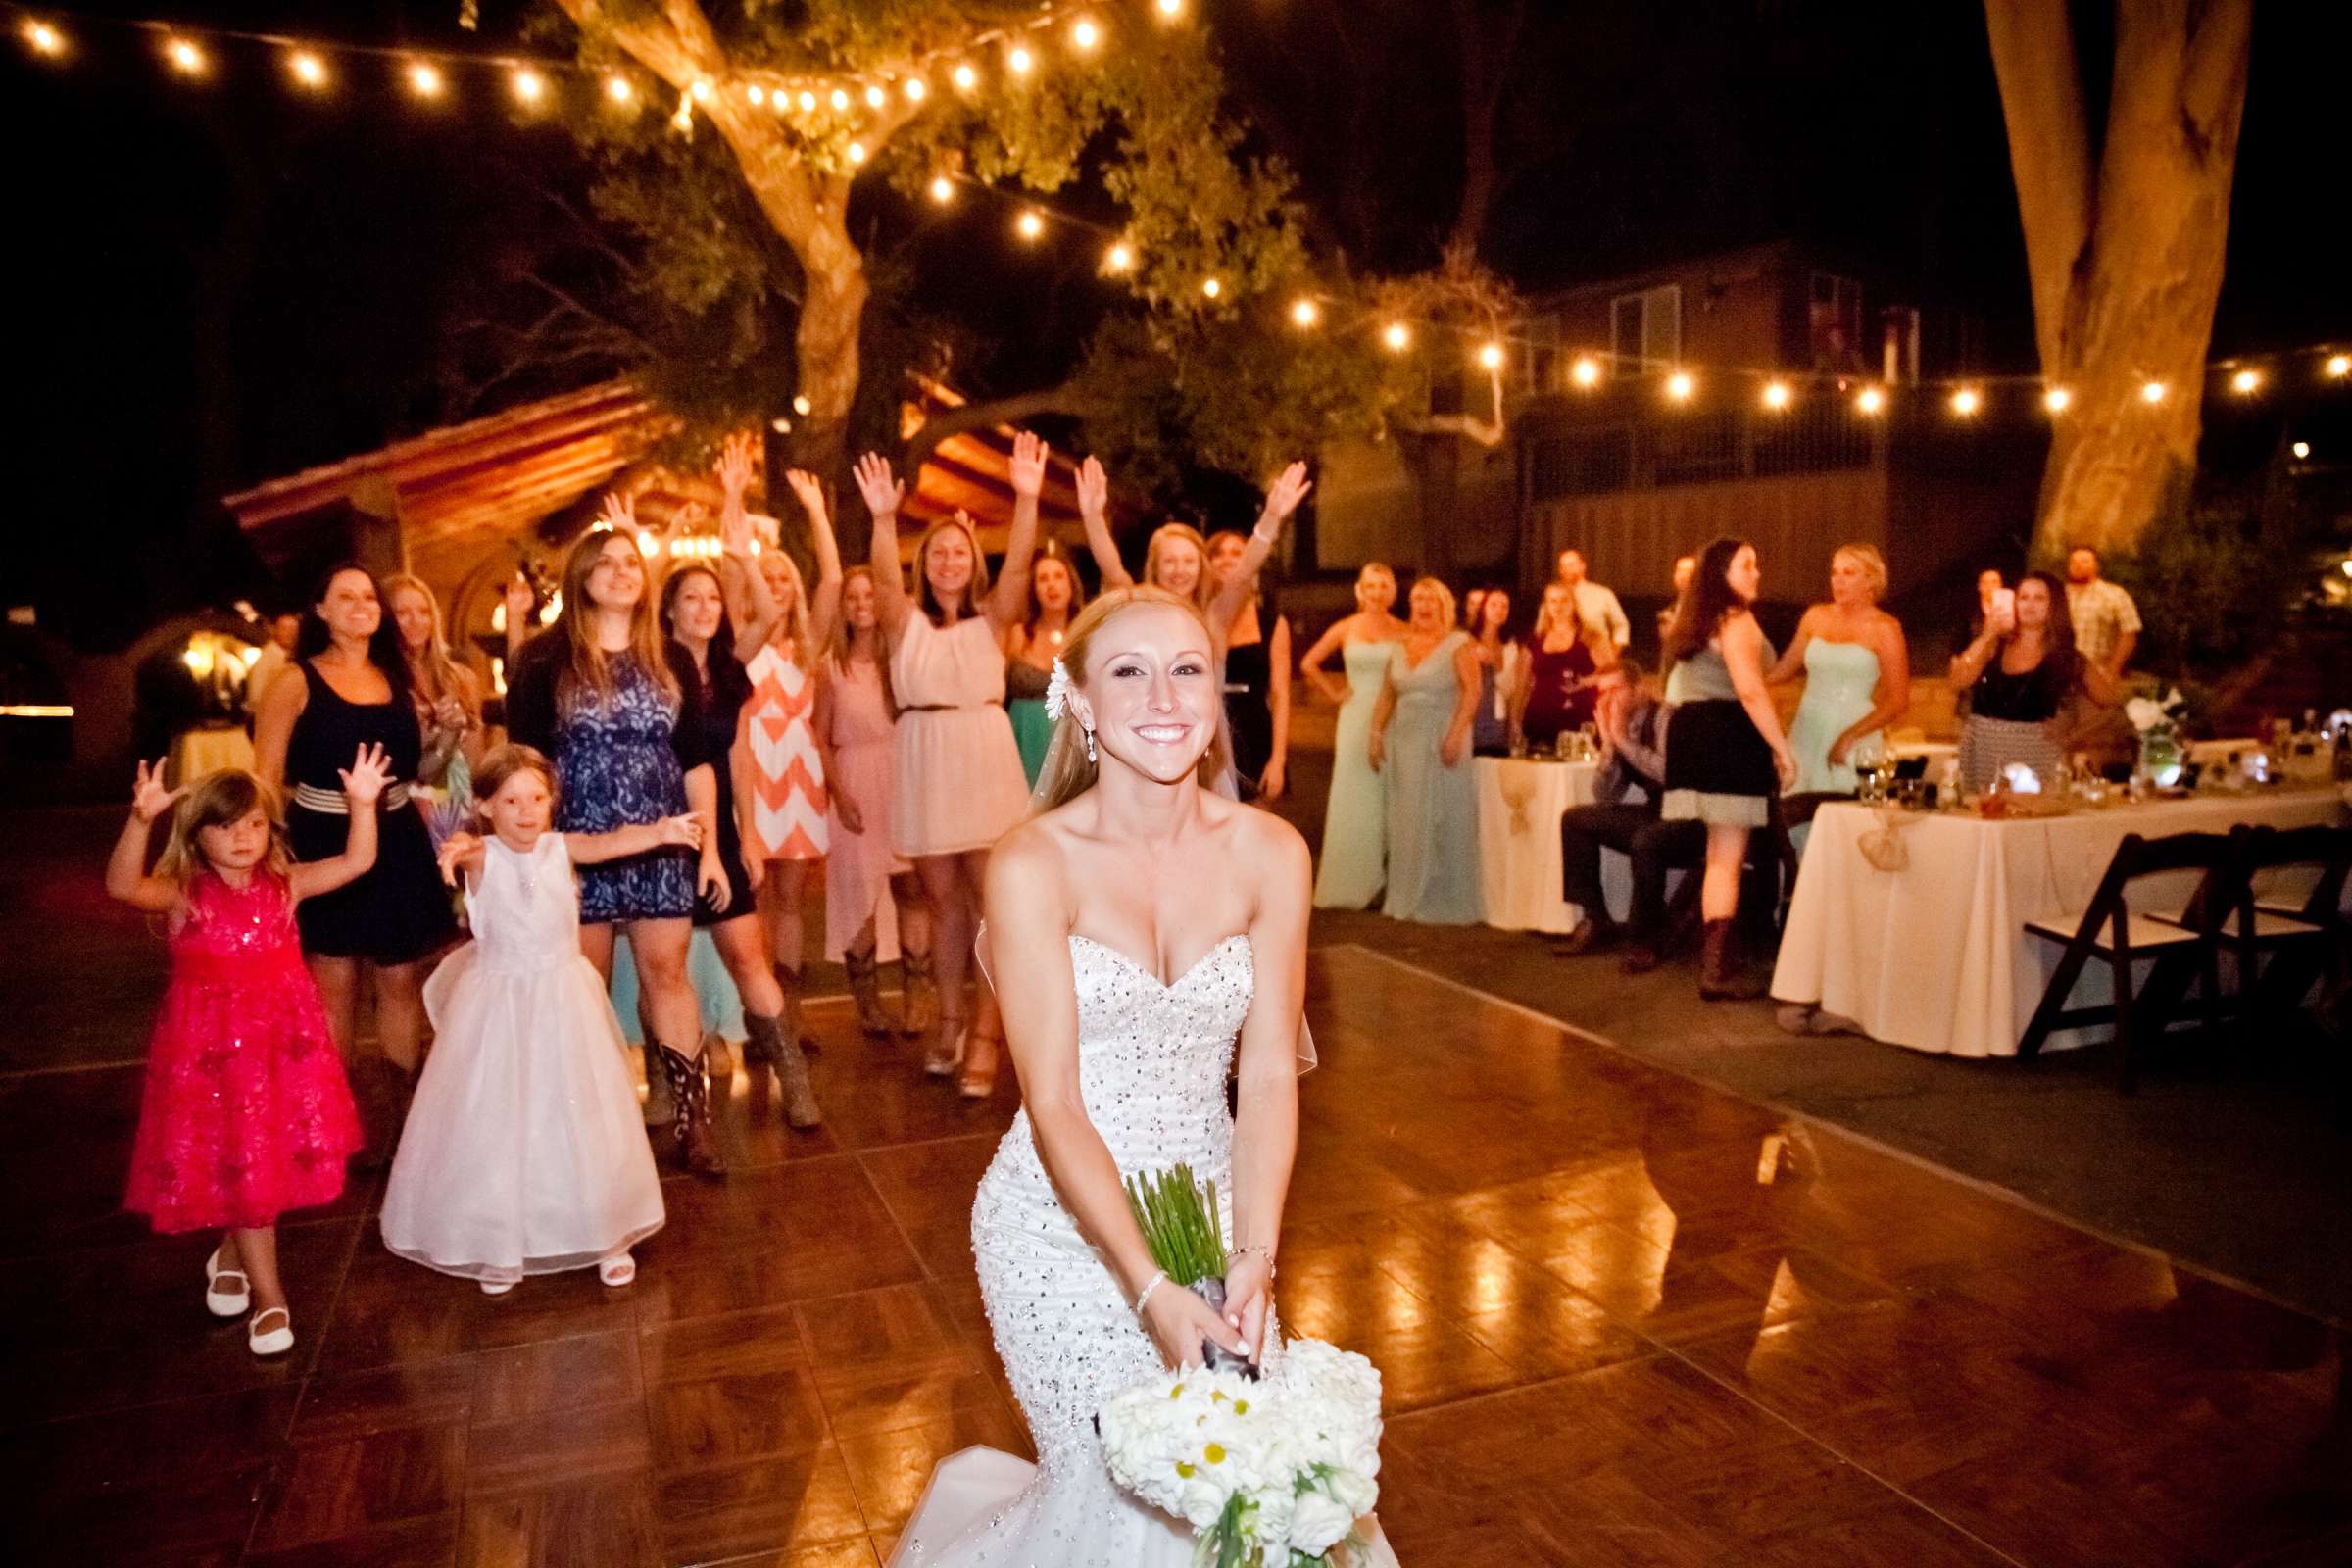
[{"x1": 108, "y1": 749, "x2": 390, "y2": 1357}]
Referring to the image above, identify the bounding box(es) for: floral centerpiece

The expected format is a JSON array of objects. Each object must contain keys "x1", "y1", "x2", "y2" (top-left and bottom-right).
[
  {"x1": 1102, "y1": 1167, "x2": 1384, "y2": 1567},
  {"x1": 2125, "y1": 685, "x2": 2190, "y2": 788}
]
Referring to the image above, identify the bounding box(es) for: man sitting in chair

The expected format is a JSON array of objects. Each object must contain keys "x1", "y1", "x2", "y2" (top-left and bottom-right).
[{"x1": 1554, "y1": 661, "x2": 1705, "y2": 972}]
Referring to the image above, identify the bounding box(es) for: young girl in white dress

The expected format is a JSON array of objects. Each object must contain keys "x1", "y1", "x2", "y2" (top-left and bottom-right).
[{"x1": 380, "y1": 744, "x2": 679, "y2": 1294}]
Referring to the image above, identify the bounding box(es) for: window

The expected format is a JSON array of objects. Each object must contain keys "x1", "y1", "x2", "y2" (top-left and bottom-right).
[
  {"x1": 1808, "y1": 271, "x2": 1863, "y2": 372},
  {"x1": 1609, "y1": 285, "x2": 1681, "y2": 374}
]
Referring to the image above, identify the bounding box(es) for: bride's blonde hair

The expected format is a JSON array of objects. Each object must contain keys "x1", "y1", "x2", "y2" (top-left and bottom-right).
[{"x1": 1030, "y1": 586, "x2": 1233, "y2": 812}]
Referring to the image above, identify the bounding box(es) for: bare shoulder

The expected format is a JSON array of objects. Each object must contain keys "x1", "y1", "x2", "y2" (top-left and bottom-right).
[{"x1": 1231, "y1": 805, "x2": 1310, "y2": 888}]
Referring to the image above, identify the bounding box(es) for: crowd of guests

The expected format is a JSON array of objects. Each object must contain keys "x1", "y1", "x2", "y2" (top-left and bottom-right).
[
  {"x1": 107, "y1": 432, "x2": 1311, "y2": 1355},
  {"x1": 1306, "y1": 535, "x2": 2146, "y2": 1000}
]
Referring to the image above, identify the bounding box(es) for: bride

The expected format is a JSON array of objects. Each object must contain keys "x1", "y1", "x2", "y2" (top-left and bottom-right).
[{"x1": 867, "y1": 455, "x2": 1388, "y2": 1562}]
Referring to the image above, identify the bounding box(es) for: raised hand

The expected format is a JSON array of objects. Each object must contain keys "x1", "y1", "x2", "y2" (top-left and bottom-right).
[
  {"x1": 654, "y1": 813, "x2": 704, "y2": 850},
  {"x1": 1075, "y1": 455, "x2": 1108, "y2": 523},
  {"x1": 436, "y1": 831, "x2": 482, "y2": 888},
  {"x1": 1008, "y1": 431, "x2": 1049, "y2": 500},
  {"x1": 339, "y1": 743, "x2": 393, "y2": 807},
  {"x1": 852, "y1": 453, "x2": 904, "y2": 519},
  {"x1": 667, "y1": 501, "x2": 707, "y2": 540},
  {"x1": 130, "y1": 758, "x2": 184, "y2": 823},
  {"x1": 715, "y1": 430, "x2": 759, "y2": 500},
  {"x1": 503, "y1": 571, "x2": 535, "y2": 629},
  {"x1": 594, "y1": 491, "x2": 638, "y2": 535},
  {"x1": 783, "y1": 467, "x2": 828, "y2": 522},
  {"x1": 1253, "y1": 461, "x2": 1312, "y2": 539}
]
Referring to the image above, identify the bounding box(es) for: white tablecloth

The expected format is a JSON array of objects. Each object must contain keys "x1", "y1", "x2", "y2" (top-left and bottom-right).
[
  {"x1": 1473, "y1": 758, "x2": 1621, "y2": 933},
  {"x1": 171, "y1": 724, "x2": 255, "y2": 786},
  {"x1": 1770, "y1": 789, "x2": 2345, "y2": 1057}
]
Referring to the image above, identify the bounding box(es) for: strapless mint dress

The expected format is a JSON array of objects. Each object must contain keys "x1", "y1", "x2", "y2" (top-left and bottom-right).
[{"x1": 1787, "y1": 639, "x2": 1882, "y2": 795}]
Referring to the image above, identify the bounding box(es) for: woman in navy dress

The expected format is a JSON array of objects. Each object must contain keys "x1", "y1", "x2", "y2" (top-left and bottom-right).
[{"x1": 507, "y1": 509, "x2": 731, "y2": 1173}]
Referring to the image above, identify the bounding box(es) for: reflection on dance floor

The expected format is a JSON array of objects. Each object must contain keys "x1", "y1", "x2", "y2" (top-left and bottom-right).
[{"x1": 3, "y1": 861, "x2": 2345, "y2": 1565}]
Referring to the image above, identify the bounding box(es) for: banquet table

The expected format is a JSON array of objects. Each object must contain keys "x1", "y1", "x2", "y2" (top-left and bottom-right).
[
  {"x1": 1473, "y1": 756, "x2": 1635, "y2": 933},
  {"x1": 170, "y1": 723, "x2": 255, "y2": 786},
  {"x1": 1770, "y1": 787, "x2": 2345, "y2": 1057}
]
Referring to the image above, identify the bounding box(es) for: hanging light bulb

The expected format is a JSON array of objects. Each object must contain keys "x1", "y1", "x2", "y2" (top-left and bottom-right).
[
  {"x1": 1382, "y1": 322, "x2": 1411, "y2": 352},
  {"x1": 904, "y1": 76, "x2": 926, "y2": 101},
  {"x1": 1476, "y1": 341, "x2": 1505, "y2": 370},
  {"x1": 1157, "y1": 0, "x2": 1185, "y2": 16},
  {"x1": 512, "y1": 68, "x2": 546, "y2": 105},
  {"x1": 798, "y1": 89, "x2": 816, "y2": 112},
  {"x1": 793, "y1": 395, "x2": 813, "y2": 416},
  {"x1": 606, "y1": 74, "x2": 634, "y2": 104},
  {"x1": 1761, "y1": 380, "x2": 1792, "y2": 411},
  {"x1": 408, "y1": 61, "x2": 445, "y2": 98},
  {"x1": 1665, "y1": 370, "x2": 1696, "y2": 402},
  {"x1": 2042, "y1": 385, "x2": 2072, "y2": 413},
  {"x1": 747, "y1": 83, "x2": 766, "y2": 106},
  {"x1": 166, "y1": 37, "x2": 206, "y2": 75},
  {"x1": 2293, "y1": 441, "x2": 2312, "y2": 460},
  {"x1": 864, "y1": 83, "x2": 886, "y2": 108},
  {"x1": 1103, "y1": 242, "x2": 1136, "y2": 272},
  {"x1": 929, "y1": 175, "x2": 955, "y2": 204},
  {"x1": 954, "y1": 63, "x2": 978, "y2": 91},
  {"x1": 1007, "y1": 45, "x2": 1035, "y2": 75},
  {"x1": 1016, "y1": 211, "x2": 1045, "y2": 241},
  {"x1": 1855, "y1": 385, "x2": 1886, "y2": 415},
  {"x1": 690, "y1": 78, "x2": 713, "y2": 103},
  {"x1": 2230, "y1": 368, "x2": 2262, "y2": 394},
  {"x1": 1949, "y1": 387, "x2": 1982, "y2": 416},
  {"x1": 1072, "y1": 18, "x2": 1102, "y2": 50},
  {"x1": 2140, "y1": 380, "x2": 2168, "y2": 404},
  {"x1": 23, "y1": 19, "x2": 66, "y2": 58},
  {"x1": 2328, "y1": 354, "x2": 2351, "y2": 378},
  {"x1": 288, "y1": 51, "x2": 327, "y2": 89},
  {"x1": 1570, "y1": 356, "x2": 1602, "y2": 388},
  {"x1": 846, "y1": 140, "x2": 867, "y2": 165},
  {"x1": 1201, "y1": 277, "x2": 1222, "y2": 299},
  {"x1": 1290, "y1": 298, "x2": 1321, "y2": 328},
  {"x1": 830, "y1": 86, "x2": 850, "y2": 111}
]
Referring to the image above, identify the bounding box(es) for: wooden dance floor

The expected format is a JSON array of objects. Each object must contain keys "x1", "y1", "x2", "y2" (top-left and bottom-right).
[{"x1": 4, "y1": 817, "x2": 2347, "y2": 1564}]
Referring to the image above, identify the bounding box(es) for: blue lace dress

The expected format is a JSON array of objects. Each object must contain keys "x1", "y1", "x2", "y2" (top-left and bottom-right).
[{"x1": 506, "y1": 640, "x2": 712, "y2": 923}]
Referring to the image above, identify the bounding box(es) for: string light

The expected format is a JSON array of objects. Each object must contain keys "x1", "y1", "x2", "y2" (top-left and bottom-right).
[
  {"x1": 1570, "y1": 357, "x2": 1602, "y2": 388},
  {"x1": 2043, "y1": 386, "x2": 2072, "y2": 413},
  {"x1": 1072, "y1": 18, "x2": 1102, "y2": 50},
  {"x1": 1382, "y1": 322, "x2": 1411, "y2": 352},
  {"x1": 954, "y1": 63, "x2": 977, "y2": 91},
  {"x1": 408, "y1": 62, "x2": 444, "y2": 98},
  {"x1": 288, "y1": 50, "x2": 327, "y2": 89},
  {"x1": 830, "y1": 87, "x2": 850, "y2": 111},
  {"x1": 846, "y1": 140, "x2": 867, "y2": 164},
  {"x1": 1476, "y1": 341, "x2": 1505, "y2": 370},
  {"x1": 1007, "y1": 45, "x2": 1035, "y2": 76},
  {"x1": 904, "y1": 76, "x2": 926, "y2": 101},
  {"x1": 23, "y1": 19, "x2": 65, "y2": 57},
  {"x1": 606, "y1": 74, "x2": 633, "y2": 104},
  {"x1": 2328, "y1": 354, "x2": 2349, "y2": 378},
  {"x1": 1665, "y1": 370, "x2": 1695, "y2": 402},
  {"x1": 1158, "y1": 0, "x2": 1185, "y2": 15},
  {"x1": 690, "y1": 78, "x2": 712, "y2": 103},
  {"x1": 512, "y1": 68, "x2": 545, "y2": 105},
  {"x1": 2140, "y1": 380, "x2": 2168, "y2": 404},
  {"x1": 167, "y1": 37, "x2": 205, "y2": 75},
  {"x1": 2230, "y1": 368, "x2": 2261, "y2": 394},
  {"x1": 1855, "y1": 385, "x2": 1886, "y2": 415},
  {"x1": 1016, "y1": 210, "x2": 1045, "y2": 241},
  {"x1": 929, "y1": 175, "x2": 955, "y2": 204},
  {"x1": 1103, "y1": 242, "x2": 1135, "y2": 272},
  {"x1": 792, "y1": 395, "x2": 813, "y2": 415},
  {"x1": 1201, "y1": 277, "x2": 1222, "y2": 299},
  {"x1": 798, "y1": 89, "x2": 816, "y2": 112},
  {"x1": 1290, "y1": 298, "x2": 1320, "y2": 328},
  {"x1": 1949, "y1": 386, "x2": 1981, "y2": 416},
  {"x1": 864, "y1": 83, "x2": 886, "y2": 108},
  {"x1": 1761, "y1": 380, "x2": 1791, "y2": 410},
  {"x1": 747, "y1": 83, "x2": 765, "y2": 106},
  {"x1": 2293, "y1": 441, "x2": 2312, "y2": 460}
]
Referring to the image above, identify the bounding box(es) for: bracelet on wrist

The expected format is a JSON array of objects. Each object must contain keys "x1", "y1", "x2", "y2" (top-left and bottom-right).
[{"x1": 1133, "y1": 1269, "x2": 1169, "y2": 1318}]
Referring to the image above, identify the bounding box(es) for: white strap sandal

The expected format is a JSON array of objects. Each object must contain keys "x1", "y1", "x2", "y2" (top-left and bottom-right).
[
  {"x1": 597, "y1": 1252, "x2": 636, "y2": 1288},
  {"x1": 247, "y1": 1306, "x2": 294, "y2": 1357},
  {"x1": 205, "y1": 1245, "x2": 251, "y2": 1319},
  {"x1": 479, "y1": 1276, "x2": 518, "y2": 1297}
]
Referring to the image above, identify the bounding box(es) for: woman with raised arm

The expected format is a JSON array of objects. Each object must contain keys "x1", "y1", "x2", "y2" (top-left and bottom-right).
[
  {"x1": 726, "y1": 445, "x2": 842, "y2": 1100},
  {"x1": 1006, "y1": 539, "x2": 1085, "y2": 787},
  {"x1": 889, "y1": 585, "x2": 1395, "y2": 1565},
  {"x1": 1950, "y1": 567, "x2": 2118, "y2": 793},
  {"x1": 504, "y1": 503, "x2": 732, "y2": 1173},
  {"x1": 1075, "y1": 456, "x2": 1312, "y2": 660},
  {"x1": 254, "y1": 564, "x2": 456, "y2": 1166},
  {"x1": 1297, "y1": 563, "x2": 1407, "y2": 907},
  {"x1": 856, "y1": 439, "x2": 1044, "y2": 1096},
  {"x1": 1660, "y1": 537, "x2": 1798, "y2": 1001},
  {"x1": 1204, "y1": 527, "x2": 1295, "y2": 801}
]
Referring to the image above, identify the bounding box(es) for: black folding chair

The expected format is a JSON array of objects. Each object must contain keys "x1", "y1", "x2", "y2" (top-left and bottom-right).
[
  {"x1": 2215, "y1": 823, "x2": 2352, "y2": 1040},
  {"x1": 2018, "y1": 831, "x2": 2236, "y2": 1093}
]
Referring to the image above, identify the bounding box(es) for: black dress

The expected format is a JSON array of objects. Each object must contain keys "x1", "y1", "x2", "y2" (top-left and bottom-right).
[
  {"x1": 678, "y1": 641, "x2": 757, "y2": 927},
  {"x1": 1223, "y1": 598, "x2": 1278, "y2": 796},
  {"x1": 285, "y1": 661, "x2": 456, "y2": 963}
]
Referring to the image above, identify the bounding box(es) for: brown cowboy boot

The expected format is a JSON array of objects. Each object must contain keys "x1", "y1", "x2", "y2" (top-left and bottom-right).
[
  {"x1": 1697, "y1": 918, "x2": 1767, "y2": 1002},
  {"x1": 743, "y1": 1012, "x2": 821, "y2": 1129},
  {"x1": 656, "y1": 1043, "x2": 724, "y2": 1175},
  {"x1": 843, "y1": 949, "x2": 895, "y2": 1035},
  {"x1": 900, "y1": 948, "x2": 939, "y2": 1037}
]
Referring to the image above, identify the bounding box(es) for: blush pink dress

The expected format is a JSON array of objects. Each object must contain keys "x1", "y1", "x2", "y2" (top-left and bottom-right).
[
  {"x1": 823, "y1": 653, "x2": 912, "y2": 962},
  {"x1": 889, "y1": 613, "x2": 1029, "y2": 858}
]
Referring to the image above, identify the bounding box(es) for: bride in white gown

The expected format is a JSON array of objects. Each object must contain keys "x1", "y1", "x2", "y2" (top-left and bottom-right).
[{"x1": 860, "y1": 468, "x2": 1394, "y2": 1564}]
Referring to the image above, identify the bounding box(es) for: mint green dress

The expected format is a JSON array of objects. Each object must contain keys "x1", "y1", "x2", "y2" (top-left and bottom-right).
[
  {"x1": 1380, "y1": 631, "x2": 1482, "y2": 925},
  {"x1": 1787, "y1": 639, "x2": 1882, "y2": 795},
  {"x1": 1312, "y1": 639, "x2": 1396, "y2": 909}
]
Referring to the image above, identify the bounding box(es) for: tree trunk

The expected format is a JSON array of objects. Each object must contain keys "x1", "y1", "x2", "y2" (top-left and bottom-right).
[{"x1": 1984, "y1": 0, "x2": 2252, "y2": 559}]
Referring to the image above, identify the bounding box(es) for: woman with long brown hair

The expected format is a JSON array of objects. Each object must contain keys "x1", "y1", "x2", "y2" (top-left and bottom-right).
[
  {"x1": 382, "y1": 573, "x2": 485, "y2": 829},
  {"x1": 505, "y1": 507, "x2": 731, "y2": 1172},
  {"x1": 1006, "y1": 539, "x2": 1085, "y2": 787},
  {"x1": 1074, "y1": 456, "x2": 1311, "y2": 661},
  {"x1": 1660, "y1": 536, "x2": 1796, "y2": 1001},
  {"x1": 1951, "y1": 567, "x2": 2118, "y2": 792}
]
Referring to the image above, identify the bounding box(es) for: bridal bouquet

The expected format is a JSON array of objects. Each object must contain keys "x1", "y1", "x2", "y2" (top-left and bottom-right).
[{"x1": 1102, "y1": 1168, "x2": 1384, "y2": 1566}]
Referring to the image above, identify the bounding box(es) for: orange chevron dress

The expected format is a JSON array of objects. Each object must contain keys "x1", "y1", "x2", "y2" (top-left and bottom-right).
[{"x1": 740, "y1": 643, "x2": 829, "y2": 861}]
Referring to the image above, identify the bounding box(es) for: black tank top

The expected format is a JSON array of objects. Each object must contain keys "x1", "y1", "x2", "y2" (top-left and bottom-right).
[{"x1": 286, "y1": 660, "x2": 423, "y2": 796}]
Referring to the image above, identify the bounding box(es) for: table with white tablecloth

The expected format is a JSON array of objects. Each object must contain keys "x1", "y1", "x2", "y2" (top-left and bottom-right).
[
  {"x1": 1770, "y1": 789, "x2": 2345, "y2": 1058},
  {"x1": 1473, "y1": 757, "x2": 1638, "y2": 933},
  {"x1": 170, "y1": 723, "x2": 256, "y2": 786}
]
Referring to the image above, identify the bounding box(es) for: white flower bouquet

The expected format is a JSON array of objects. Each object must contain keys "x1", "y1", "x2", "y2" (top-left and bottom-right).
[{"x1": 1104, "y1": 1167, "x2": 1383, "y2": 1566}]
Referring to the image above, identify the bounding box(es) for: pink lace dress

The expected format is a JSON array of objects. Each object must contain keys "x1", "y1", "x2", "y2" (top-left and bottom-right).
[{"x1": 124, "y1": 872, "x2": 361, "y2": 1233}]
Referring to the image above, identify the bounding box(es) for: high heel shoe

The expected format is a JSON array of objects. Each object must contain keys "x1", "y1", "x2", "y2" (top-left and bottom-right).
[
  {"x1": 205, "y1": 1244, "x2": 250, "y2": 1319},
  {"x1": 924, "y1": 1018, "x2": 965, "y2": 1079},
  {"x1": 957, "y1": 1025, "x2": 1002, "y2": 1100},
  {"x1": 901, "y1": 950, "x2": 939, "y2": 1038},
  {"x1": 248, "y1": 1306, "x2": 294, "y2": 1357}
]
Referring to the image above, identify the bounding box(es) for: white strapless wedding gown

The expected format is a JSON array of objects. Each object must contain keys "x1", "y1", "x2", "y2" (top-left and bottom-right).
[{"x1": 889, "y1": 934, "x2": 1398, "y2": 1566}]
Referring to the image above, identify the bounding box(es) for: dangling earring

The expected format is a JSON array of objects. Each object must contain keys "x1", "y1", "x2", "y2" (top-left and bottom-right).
[{"x1": 1084, "y1": 726, "x2": 1097, "y2": 763}]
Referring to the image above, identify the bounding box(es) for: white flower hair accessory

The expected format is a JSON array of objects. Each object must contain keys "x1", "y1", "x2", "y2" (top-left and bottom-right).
[{"x1": 1043, "y1": 658, "x2": 1076, "y2": 721}]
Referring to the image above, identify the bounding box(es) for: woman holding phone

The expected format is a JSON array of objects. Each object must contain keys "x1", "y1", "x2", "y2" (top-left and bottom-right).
[{"x1": 1950, "y1": 569, "x2": 2117, "y2": 793}]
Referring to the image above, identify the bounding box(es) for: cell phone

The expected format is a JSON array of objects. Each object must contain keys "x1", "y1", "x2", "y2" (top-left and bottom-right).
[{"x1": 1991, "y1": 587, "x2": 2017, "y2": 628}]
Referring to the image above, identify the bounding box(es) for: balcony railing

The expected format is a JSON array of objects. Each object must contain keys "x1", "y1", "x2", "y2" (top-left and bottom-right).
[{"x1": 1530, "y1": 394, "x2": 1883, "y2": 500}]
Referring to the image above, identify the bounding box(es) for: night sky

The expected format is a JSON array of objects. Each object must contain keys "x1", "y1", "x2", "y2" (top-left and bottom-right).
[{"x1": 10, "y1": 1, "x2": 2346, "y2": 649}]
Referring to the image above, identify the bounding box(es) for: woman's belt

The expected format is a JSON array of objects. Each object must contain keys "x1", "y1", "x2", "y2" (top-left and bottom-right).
[{"x1": 292, "y1": 781, "x2": 413, "y2": 814}]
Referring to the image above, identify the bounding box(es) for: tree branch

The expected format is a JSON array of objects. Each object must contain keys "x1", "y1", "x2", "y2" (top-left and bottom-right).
[
  {"x1": 1982, "y1": 0, "x2": 2094, "y2": 375},
  {"x1": 900, "y1": 382, "x2": 1093, "y2": 480}
]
